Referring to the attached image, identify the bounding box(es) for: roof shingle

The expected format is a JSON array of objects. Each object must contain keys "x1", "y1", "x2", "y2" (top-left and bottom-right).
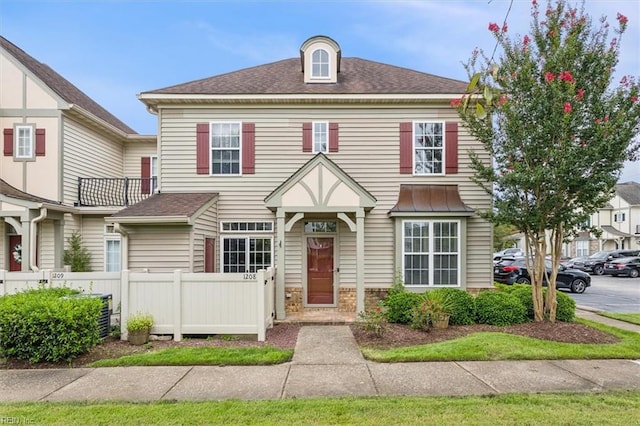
[
  {"x1": 143, "y1": 57, "x2": 468, "y2": 96},
  {"x1": 615, "y1": 181, "x2": 640, "y2": 205},
  {"x1": 111, "y1": 192, "x2": 218, "y2": 218},
  {"x1": 0, "y1": 36, "x2": 136, "y2": 134}
]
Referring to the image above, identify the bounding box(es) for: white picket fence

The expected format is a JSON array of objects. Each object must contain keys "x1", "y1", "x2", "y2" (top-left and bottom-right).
[{"x1": 0, "y1": 267, "x2": 275, "y2": 341}]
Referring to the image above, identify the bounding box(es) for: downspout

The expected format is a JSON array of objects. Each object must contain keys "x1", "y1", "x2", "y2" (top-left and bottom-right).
[{"x1": 30, "y1": 207, "x2": 47, "y2": 271}]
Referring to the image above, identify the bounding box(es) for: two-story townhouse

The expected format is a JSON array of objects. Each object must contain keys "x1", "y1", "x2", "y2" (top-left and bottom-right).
[
  {"x1": 112, "y1": 36, "x2": 493, "y2": 319},
  {"x1": 567, "y1": 181, "x2": 640, "y2": 258},
  {"x1": 0, "y1": 36, "x2": 156, "y2": 272}
]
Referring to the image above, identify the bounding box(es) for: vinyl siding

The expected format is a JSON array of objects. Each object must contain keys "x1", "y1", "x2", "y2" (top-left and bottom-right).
[
  {"x1": 158, "y1": 105, "x2": 493, "y2": 289},
  {"x1": 38, "y1": 220, "x2": 55, "y2": 269},
  {"x1": 123, "y1": 140, "x2": 157, "y2": 177},
  {"x1": 80, "y1": 216, "x2": 108, "y2": 272},
  {"x1": 192, "y1": 204, "x2": 218, "y2": 272},
  {"x1": 62, "y1": 116, "x2": 124, "y2": 205},
  {"x1": 127, "y1": 226, "x2": 191, "y2": 272}
]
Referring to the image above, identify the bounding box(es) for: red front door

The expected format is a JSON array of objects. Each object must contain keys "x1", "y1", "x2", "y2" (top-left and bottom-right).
[
  {"x1": 9, "y1": 235, "x2": 22, "y2": 272},
  {"x1": 307, "y1": 237, "x2": 334, "y2": 305}
]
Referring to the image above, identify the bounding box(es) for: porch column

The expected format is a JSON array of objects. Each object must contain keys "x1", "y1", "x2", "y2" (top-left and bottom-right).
[
  {"x1": 356, "y1": 208, "x2": 365, "y2": 312},
  {"x1": 276, "y1": 208, "x2": 286, "y2": 319},
  {"x1": 20, "y1": 218, "x2": 31, "y2": 272}
]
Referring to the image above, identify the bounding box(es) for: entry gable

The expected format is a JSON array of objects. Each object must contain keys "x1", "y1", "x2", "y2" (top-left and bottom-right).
[{"x1": 265, "y1": 153, "x2": 376, "y2": 211}]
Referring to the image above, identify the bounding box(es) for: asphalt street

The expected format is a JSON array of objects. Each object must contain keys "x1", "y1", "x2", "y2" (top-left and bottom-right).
[{"x1": 565, "y1": 274, "x2": 639, "y2": 312}]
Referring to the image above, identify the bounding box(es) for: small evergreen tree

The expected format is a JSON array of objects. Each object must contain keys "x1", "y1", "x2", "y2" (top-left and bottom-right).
[{"x1": 63, "y1": 231, "x2": 92, "y2": 272}]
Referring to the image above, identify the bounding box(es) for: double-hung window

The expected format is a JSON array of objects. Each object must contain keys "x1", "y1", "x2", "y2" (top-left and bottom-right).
[
  {"x1": 151, "y1": 156, "x2": 158, "y2": 193},
  {"x1": 104, "y1": 225, "x2": 121, "y2": 272},
  {"x1": 220, "y1": 221, "x2": 273, "y2": 273},
  {"x1": 311, "y1": 48, "x2": 329, "y2": 78},
  {"x1": 403, "y1": 220, "x2": 460, "y2": 286},
  {"x1": 15, "y1": 125, "x2": 34, "y2": 159},
  {"x1": 313, "y1": 122, "x2": 328, "y2": 153},
  {"x1": 576, "y1": 240, "x2": 589, "y2": 257},
  {"x1": 414, "y1": 121, "x2": 444, "y2": 174},
  {"x1": 211, "y1": 122, "x2": 241, "y2": 175}
]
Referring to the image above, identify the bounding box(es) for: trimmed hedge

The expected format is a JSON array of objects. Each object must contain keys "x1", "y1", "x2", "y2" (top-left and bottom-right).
[
  {"x1": 428, "y1": 288, "x2": 476, "y2": 325},
  {"x1": 475, "y1": 291, "x2": 528, "y2": 326},
  {"x1": 0, "y1": 287, "x2": 102, "y2": 363},
  {"x1": 384, "y1": 291, "x2": 424, "y2": 324},
  {"x1": 497, "y1": 284, "x2": 576, "y2": 322}
]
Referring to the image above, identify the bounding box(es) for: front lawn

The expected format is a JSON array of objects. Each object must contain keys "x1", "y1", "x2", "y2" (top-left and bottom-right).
[
  {"x1": 360, "y1": 319, "x2": 640, "y2": 363},
  {"x1": 2, "y1": 391, "x2": 639, "y2": 425},
  {"x1": 89, "y1": 346, "x2": 293, "y2": 367}
]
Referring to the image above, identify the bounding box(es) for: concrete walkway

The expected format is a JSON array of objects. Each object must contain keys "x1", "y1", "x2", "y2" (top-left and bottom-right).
[{"x1": 1, "y1": 311, "x2": 639, "y2": 402}]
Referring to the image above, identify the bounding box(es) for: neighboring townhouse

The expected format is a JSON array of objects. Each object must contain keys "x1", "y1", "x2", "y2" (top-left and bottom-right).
[
  {"x1": 567, "y1": 181, "x2": 640, "y2": 257},
  {"x1": 119, "y1": 35, "x2": 494, "y2": 319},
  {"x1": 0, "y1": 36, "x2": 156, "y2": 272}
]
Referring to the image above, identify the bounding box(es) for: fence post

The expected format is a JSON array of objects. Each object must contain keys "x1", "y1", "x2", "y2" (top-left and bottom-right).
[
  {"x1": 0, "y1": 270, "x2": 5, "y2": 297},
  {"x1": 173, "y1": 269, "x2": 183, "y2": 342},
  {"x1": 257, "y1": 269, "x2": 266, "y2": 341},
  {"x1": 120, "y1": 270, "x2": 130, "y2": 341}
]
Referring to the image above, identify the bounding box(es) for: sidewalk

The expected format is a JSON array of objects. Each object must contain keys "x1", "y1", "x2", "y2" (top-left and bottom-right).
[{"x1": 1, "y1": 311, "x2": 639, "y2": 402}]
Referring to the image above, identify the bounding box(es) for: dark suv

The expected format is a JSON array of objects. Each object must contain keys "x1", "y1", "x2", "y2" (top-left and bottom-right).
[{"x1": 576, "y1": 250, "x2": 640, "y2": 275}]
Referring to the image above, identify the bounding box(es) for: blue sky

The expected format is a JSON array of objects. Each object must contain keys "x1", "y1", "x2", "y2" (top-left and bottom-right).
[{"x1": 1, "y1": 0, "x2": 638, "y2": 181}]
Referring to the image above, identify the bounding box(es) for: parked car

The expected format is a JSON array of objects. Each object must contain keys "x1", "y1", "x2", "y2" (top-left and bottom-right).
[
  {"x1": 563, "y1": 256, "x2": 589, "y2": 269},
  {"x1": 576, "y1": 250, "x2": 640, "y2": 275},
  {"x1": 493, "y1": 257, "x2": 591, "y2": 293},
  {"x1": 603, "y1": 256, "x2": 640, "y2": 278},
  {"x1": 493, "y1": 248, "x2": 525, "y2": 263}
]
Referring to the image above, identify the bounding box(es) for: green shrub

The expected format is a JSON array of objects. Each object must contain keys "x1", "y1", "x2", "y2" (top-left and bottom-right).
[
  {"x1": 475, "y1": 291, "x2": 528, "y2": 326},
  {"x1": 498, "y1": 284, "x2": 575, "y2": 322},
  {"x1": 555, "y1": 291, "x2": 576, "y2": 322},
  {"x1": 429, "y1": 288, "x2": 476, "y2": 325},
  {"x1": 0, "y1": 287, "x2": 102, "y2": 363},
  {"x1": 384, "y1": 291, "x2": 424, "y2": 324},
  {"x1": 507, "y1": 285, "x2": 535, "y2": 319},
  {"x1": 410, "y1": 299, "x2": 431, "y2": 331}
]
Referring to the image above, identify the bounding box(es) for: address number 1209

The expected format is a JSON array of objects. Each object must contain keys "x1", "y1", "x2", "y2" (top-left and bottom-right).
[{"x1": 243, "y1": 273, "x2": 256, "y2": 280}]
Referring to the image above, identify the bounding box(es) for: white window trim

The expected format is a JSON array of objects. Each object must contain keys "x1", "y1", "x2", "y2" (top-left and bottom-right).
[
  {"x1": 576, "y1": 240, "x2": 589, "y2": 257},
  {"x1": 15, "y1": 124, "x2": 35, "y2": 160},
  {"x1": 614, "y1": 212, "x2": 626, "y2": 223},
  {"x1": 151, "y1": 155, "x2": 158, "y2": 193},
  {"x1": 401, "y1": 219, "x2": 461, "y2": 287},
  {"x1": 220, "y1": 235, "x2": 274, "y2": 273},
  {"x1": 104, "y1": 226, "x2": 121, "y2": 272},
  {"x1": 412, "y1": 120, "x2": 446, "y2": 176},
  {"x1": 312, "y1": 121, "x2": 328, "y2": 153},
  {"x1": 220, "y1": 221, "x2": 274, "y2": 233},
  {"x1": 310, "y1": 48, "x2": 331, "y2": 79},
  {"x1": 210, "y1": 121, "x2": 243, "y2": 176}
]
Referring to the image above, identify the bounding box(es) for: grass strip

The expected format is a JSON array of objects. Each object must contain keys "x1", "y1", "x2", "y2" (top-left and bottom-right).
[
  {"x1": 88, "y1": 346, "x2": 293, "y2": 367},
  {"x1": 597, "y1": 312, "x2": 640, "y2": 326},
  {"x1": 361, "y1": 318, "x2": 640, "y2": 363},
  {"x1": 2, "y1": 391, "x2": 639, "y2": 425}
]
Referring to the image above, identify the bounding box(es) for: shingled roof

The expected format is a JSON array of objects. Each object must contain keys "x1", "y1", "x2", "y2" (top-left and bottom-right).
[
  {"x1": 615, "y1": 181, "x2": 640, "y2": 205},
  {"x1": 143, "y1": 57, "x2": 468, "y2": 96},
  {"x1": 0, "y1": 36, "x2": 136, "y2": 134},
  {"x1": 111, "y1": 192, "x2": 218, "y2": 219}
]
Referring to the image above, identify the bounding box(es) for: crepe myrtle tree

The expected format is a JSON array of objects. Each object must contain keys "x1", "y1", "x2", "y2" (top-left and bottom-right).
[{"x1": 453, "y1": 0, "x2": 640, "y2": 321}]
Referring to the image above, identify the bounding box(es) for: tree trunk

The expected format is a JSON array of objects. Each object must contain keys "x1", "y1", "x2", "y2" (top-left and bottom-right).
[{"x1": 526, "y1": 232, "x2": 547, "y2": 322}]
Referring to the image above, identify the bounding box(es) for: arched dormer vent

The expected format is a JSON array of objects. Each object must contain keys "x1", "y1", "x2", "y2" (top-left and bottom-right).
[{"x1": 300, "y1": 35, "x2": 341, "y2": 84}]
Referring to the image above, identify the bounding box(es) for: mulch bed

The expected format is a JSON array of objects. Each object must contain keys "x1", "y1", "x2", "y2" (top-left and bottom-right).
[
  {"x1": 0, "y1": 321, "x2": 619, "y2": 369},
  {"x1": 350, "y1": 321, "x2": 620, "y2": 350}
]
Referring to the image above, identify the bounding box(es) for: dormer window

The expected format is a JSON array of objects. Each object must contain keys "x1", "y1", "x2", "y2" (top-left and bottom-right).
[
  {"x1": 312, "y1": 49, "x2": 329, "y2": 78},
  {"x1": 300, "y1": 35, "x2": 341, "y2": 84}
]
